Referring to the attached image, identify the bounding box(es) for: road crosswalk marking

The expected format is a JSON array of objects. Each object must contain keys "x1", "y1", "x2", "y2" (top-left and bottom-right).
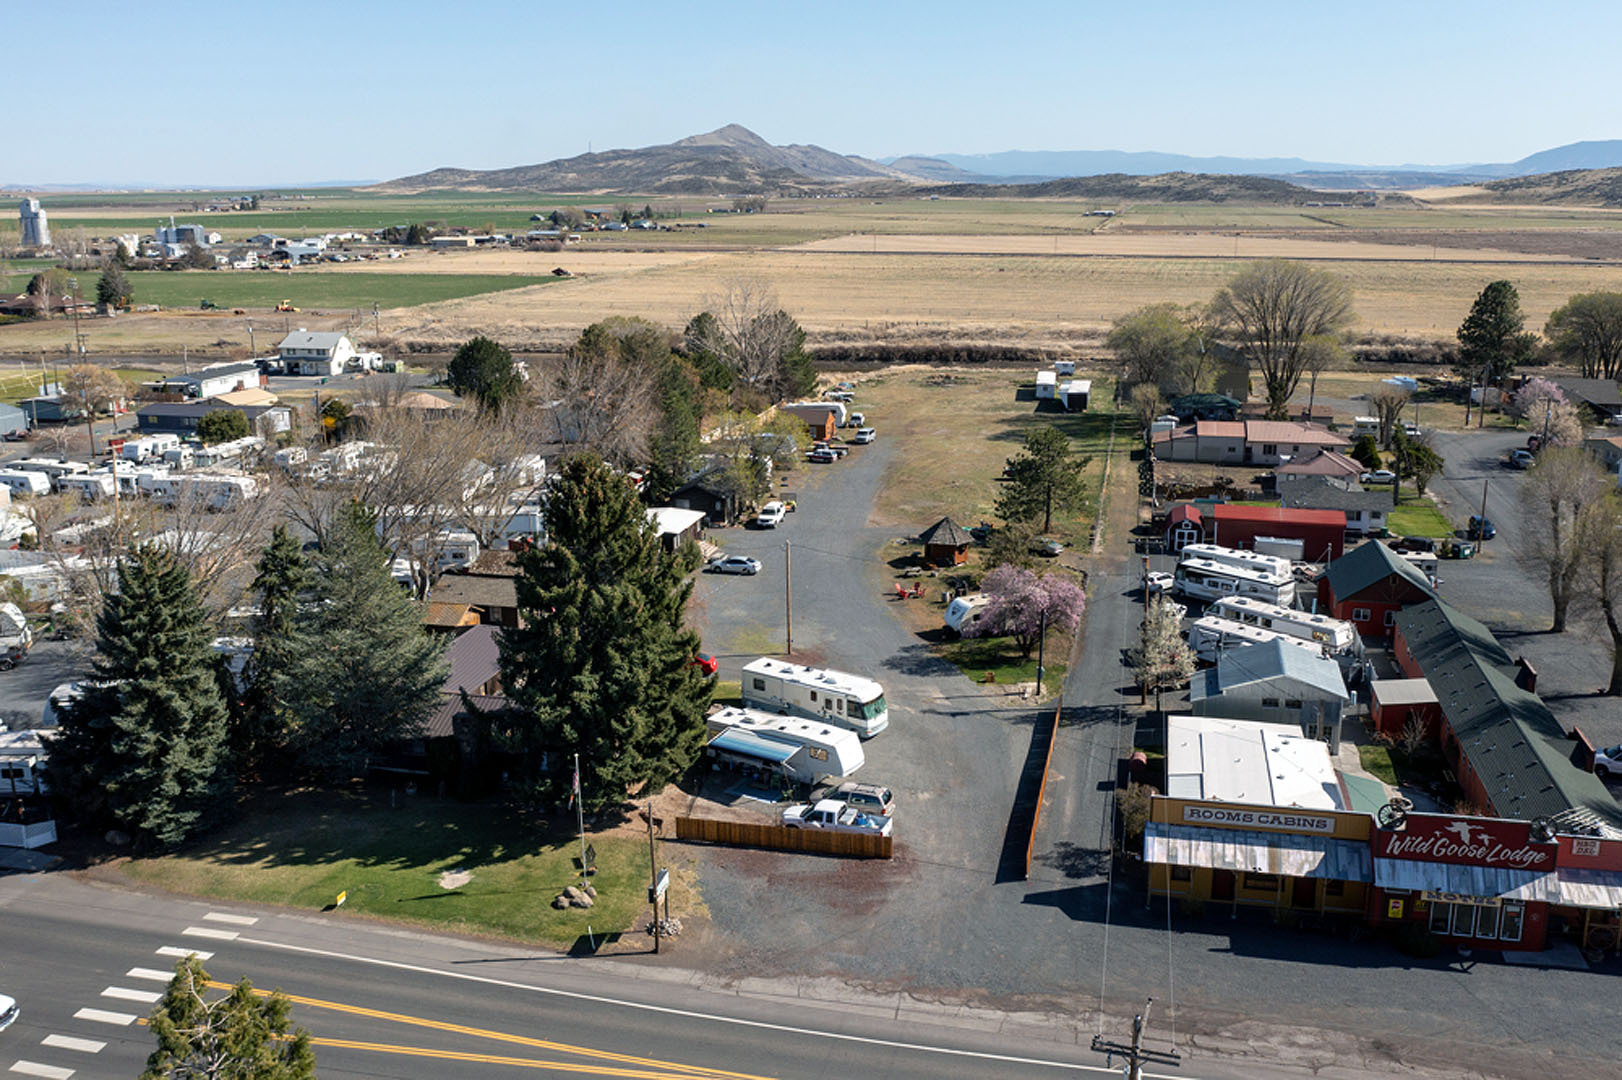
[
  {"x1": 181, "y1": 926, "x2": 239, "y2": 941},
  {"x1": 100, "y1": 987, "x2": 161, "y2": 1004},
  {"x1": 202, "y1": 912, "x2": 258, "y2": 925},
  {"x1": 154, "y1": 946, "x2": 211, "y2": 960},
  {"x1": 70, "y1": 1009, "x2": 135, "y2": 1027},
  {"x1": 39, "y1": 1036, "x2": 104, "y2": 1054},
  {"x1": 124, "y1": 968, "x2": 173, "y2": 983},
  {"x1": 9, "y1": 1062, "x2": 75, "y2": 1079}
]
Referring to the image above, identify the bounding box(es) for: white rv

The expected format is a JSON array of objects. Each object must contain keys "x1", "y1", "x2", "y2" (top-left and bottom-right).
[
  {"x1": 1187, "y1": 616, "x2": 1330, "y2": 664},
  {"x1": 944, "y1": 593, "x2": 990, "y2": 636},
  {"x1": 1174, "y1": 558, "x2": 1296, "y2": 606},
  {"x1": 120, "y1": 434, "x2": 180, "y2": 463},
  {"x1": 162, "y1": 445, "x2": 196, "y2": 470},
  {"x1": 432, "y1": 530, "x2": 480, "y2": 573},
  {"x1": 11, "y1": 459, "x2": 90, "y2": 485},
  {"x1": 1207, "y1": 596, "x2": 1358, "y2": 655},
  {"x1": 56, "y1": 473, "x2": 116, "y2": 501},
  {"x1": 1178, "y1": 543, "x2": 1293, "y2": 580},
  {"x1": 1053, "y1": 360, "x2": 1076, "y2": 376},
  {"x1": 704, "y1": 706, "x2": 865, "y2": 785},
  {"x1": 1397, "y1": 550, "x2": 1439, "y2": 584},
  {"x1": 741, "y1": 657, "x2": 889, "y2": 738},
  {"x1": 0, "y1": 471, "x2": 51, "y2": 497}
]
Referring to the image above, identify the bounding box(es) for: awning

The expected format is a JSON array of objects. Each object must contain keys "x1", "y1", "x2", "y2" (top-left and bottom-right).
[
  {"x1": 1373, "y1": 858, "x2": 1560, "y2": 903},
  {"x1": 708, "y1": 729, "x2": 796, "y2": 764},
  {"x1": 1554, "y1": 868, "x2": 1622, "y2": 911},
  {"x1": 1144, "y1": 823, "x2": 1371, "y2": 882}
]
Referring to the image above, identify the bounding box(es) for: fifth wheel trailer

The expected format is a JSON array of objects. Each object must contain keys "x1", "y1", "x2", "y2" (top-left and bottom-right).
[{"x1": 703, "y1": 706, "x2": 865, "y2": 786}]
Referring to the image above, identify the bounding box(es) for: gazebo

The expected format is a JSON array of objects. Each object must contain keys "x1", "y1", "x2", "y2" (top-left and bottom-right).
[{"x1": 919, "y1": 516, "x2": 971, "y2": 567}]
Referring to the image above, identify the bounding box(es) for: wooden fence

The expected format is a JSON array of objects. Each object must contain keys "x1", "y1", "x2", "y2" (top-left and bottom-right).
[
  {"x1": 675, "y1": 816, "x2": 892, "y2": 859},
  {"x1": 1023, "y1": 696, "x2": 1064, "y2": 879}
]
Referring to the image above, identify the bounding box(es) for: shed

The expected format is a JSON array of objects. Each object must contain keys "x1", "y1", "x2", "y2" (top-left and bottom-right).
[
  {"x1": 780, "y1": 403, "x2": 838, "y2": 441},
  {"x1": 1165, "y1": 503, "x2": 1204, "y2": 552},
  {"x1": 646, "y1": 506, "x2": 705, "y2": 552},
  {"x1": 669, "y1": 463, "x2": 741, "y2": 525},
  {"x1": 919, "y1": 516, "x2": 971, "y2": 567},
  {"x1": 0, "y1": 403, "x2": 28, "y2": 439},
  {"x1": 1369, "y1": 677, "x2": 1441, "y2": 740},
  {"x1": 1058, "y1": 379, "x2": 1091, "y2": 412}
]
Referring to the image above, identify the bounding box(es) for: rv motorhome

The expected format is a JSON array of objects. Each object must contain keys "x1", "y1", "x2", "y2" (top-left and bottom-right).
[
  {"x1": 741, "y1": 657, "x2": 889, "y2": 738},
  {"x1": 1207, "y1": 596, "x2": 1358, "y2": 655},
  {"x1": 1178, "y1": 542, "x2": 1293, "y2": 580},
  {"x1": 1173, "y1": 558, "x2": 1296, "y2": 606},
  {"x1": 1186, "y1": 616, "x2": 1331, "y2": 664}
]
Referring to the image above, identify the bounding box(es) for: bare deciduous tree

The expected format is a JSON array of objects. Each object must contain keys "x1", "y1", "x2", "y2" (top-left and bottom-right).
[
  {"x1": 1368, "y1": 384, "x2": 1410, "y2": 448},
  {"x1": 1521, "y1": 446, "x2": 1611, "y2": 632},
  {"x1": 1210, "y1": 260, "x2": 1353, "y2": 418},
  {"x1": 539, "y1": 335, "x2": 657, "y2": 463},
  {"x1": 1129, "y1": 383, "x2": 1166, "y2": 439},
  {"x1": 60, "y1": 364, "x2": 125, "y2": 458},
  {"x1": 1582, "y1": 492, "x2": 1622, "y2": 695},
  {"x1": 701, "y1": 276, "x2": 796, "y2": 392}
]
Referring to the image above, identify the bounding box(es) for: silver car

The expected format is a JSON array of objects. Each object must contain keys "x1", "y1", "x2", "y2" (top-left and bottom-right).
[{"x1": 708, "y1": 555, "x2": 762, "y2": 576}]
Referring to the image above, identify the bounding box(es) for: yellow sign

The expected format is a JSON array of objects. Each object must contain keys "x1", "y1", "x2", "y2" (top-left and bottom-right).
[
  {"x1": 1387, "y1": 898, "x2": 1405, "y2": 919},
  {"x1": 336, "y1": 890, "x2": 347, "y2": 907}
]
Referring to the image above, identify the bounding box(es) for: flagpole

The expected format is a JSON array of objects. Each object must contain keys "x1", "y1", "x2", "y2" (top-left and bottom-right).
[{"x1": 574, "y1": 752, "x2": 587, "y2": 881}]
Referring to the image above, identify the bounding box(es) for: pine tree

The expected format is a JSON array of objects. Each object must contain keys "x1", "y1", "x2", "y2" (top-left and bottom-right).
[
  {"x1": 1455, "y1": 280, "x2": 1537, "y2": 386},
  {"x1": 498, "y1": 455, "x2": 711, "y2": 814},
  {"x1": 48, "y1": 546, "x2": 234, "y2": 849},
  {"x1": 96, "y1": 262, "x2": 132, "y2": 309},
  {"x1": 239, "y1": 525, "x2": 310, "y2": 775},
  {"x1": 279, "y1": 503, "x2": 447, "y2": 779},
  {"x1": 995, "y1": 425, "x2": 1090, "y2": 533},
  {"x1": 142, "y1": 956, "x2": 315, "y2": 1080},
  {"x1": 447, "y1": 335, "x2": 521, "y2": 413}
]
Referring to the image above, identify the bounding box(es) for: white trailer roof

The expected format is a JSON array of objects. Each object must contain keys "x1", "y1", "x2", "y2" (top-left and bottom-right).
[{"x1": 742, "y1": 657, "x2": 884, "y2": 701}]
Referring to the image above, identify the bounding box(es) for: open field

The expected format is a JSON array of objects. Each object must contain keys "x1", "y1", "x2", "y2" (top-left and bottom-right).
[
  {"x1": 0, "y1": 269, "x2": 553, "y2": 311},
  {"x1": 793, "y1": 231, "x2": 1579, "y2": 261}
]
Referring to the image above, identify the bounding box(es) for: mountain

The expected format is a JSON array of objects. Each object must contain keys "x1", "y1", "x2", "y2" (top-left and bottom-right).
[
  {"x1": 1496, "y1": 140, "x2": 1622, "y2": 177},
  {"x1": 1478, "y1": 167, "x2": 1622, "y2": 207},
  {"x1": 916, "y1": 172, "x2": 1330, "y2": 204},
  {"x1": 370, "y1": 124, "x2": 951, "y2": 194}
]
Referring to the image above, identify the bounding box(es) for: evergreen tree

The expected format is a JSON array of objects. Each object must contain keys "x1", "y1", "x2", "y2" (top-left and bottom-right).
[
  {"x1": 142, "y1": 956, "x2": 315, "y2": 1080},
  {"x1": 446, "y1": 335, "x2": 521, "y2": 413},
  {"x1": 680, "y1": 312, "x2": 737, "y2": 393},
  {"x1": 96, "y1": 262, "x2": 132, "y2": 309},
  {"x1": 194, "y1": 408, "x2": 250, "y2": 445},
  {"x1": 279, "y1": 503, "x2": 447, "y2": 779},
  {"x1": 1350, "y1": 435, "x2": 1381, "y2": 470},
  {"x1": 995, "y1": 425, "x2": 1090, "y2": 534},
  {"x1": 646, "y1": 353, "x2": 703, "y2": 502},
  {"x1": 498, "y1": 455, "x2": 711, "y2": 814},
  {"x1": 766, "y1": 310, "x2": 817, "y2": 401},
  {"x1": 48, "y1": 546, "x2": 234, "y2": 849},
  {"x1": 1455, "y1": 280, "x2": 1536, "y2": 386},
  {"x1": 239, "y1": 526, "x2": 309, "y2": 775}
]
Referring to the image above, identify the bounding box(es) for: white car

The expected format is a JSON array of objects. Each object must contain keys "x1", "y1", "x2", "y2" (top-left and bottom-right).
[
  {"x1": 1595, "y1": 744, "x2": 1622, "y2": 779},
  {"x1": 1145, "y1": 571, "x2": 1174, "y2": 595},
  {"x1": 755, "y1": 501, "x2": 786, "y2": 528},
  {"x1": 708, "y1": 555, "x2": 762, "y2": 576},
  {"x1": 852, "y1": 427, "x2": 876, "y2": 444},
  {"x1": 1360, "y1": 469, "x2": 1397, "y2": 485},
  {"x1": 0, "y1": 993, "x2": 16, "y2": 1032}
]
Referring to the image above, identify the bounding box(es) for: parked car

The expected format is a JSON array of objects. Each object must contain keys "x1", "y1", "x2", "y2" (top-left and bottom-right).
[
  {"x1": 755, "y1": 501, "x2": 786, "y2": 528},
  {"x1": 969, "y1": 522, "x2": 995, "y2": 544},
  {"x1": 1360, "y1": 469, "x2": 1397, "y2": 485},
  {"x1": 1595, "y1": 744, "x2": 1622, "y2": 778},
  {"x1": 852, "y1": 427, "x2": 876, "y2": 444},
  {"x1": 832, "y1": 781, "x2": 894, "y2": 816},
  {"x1": 692, "y1": 653, "x2": 718, "y2": 676},
  {"x1": 1467, "y1": 515, "x2": 1496, "y2": 541},
  {"x1": 782, "y1": 798, "x2": 894, "y2": 836},
  {"x1": 1508, "y1": 449, "x2": 1535, "y2": 469},
  {"x1": 1029, "y1": 537, "x2": 1064, "y2": 558},
  {"x1": 0, "y1": 992, "x2": 15, "y2": 1031},
  {"x1": 806, "y1": 448, "x2": 838, "y2": 464},
  {"x1": 1145, "y1": 571, "x2": 1174, "y2": 595},
  {"x1": 707, "y1": 555, "x2": 762, "y2": 575},
  {"x1": 1390, "y1": 535, "x2": 1437, "y2": 554}
]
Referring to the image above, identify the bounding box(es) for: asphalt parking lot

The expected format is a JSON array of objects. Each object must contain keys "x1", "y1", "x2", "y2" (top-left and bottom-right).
[{"x1": 0, "y1": 638, "x2": 91, "y2": 731}]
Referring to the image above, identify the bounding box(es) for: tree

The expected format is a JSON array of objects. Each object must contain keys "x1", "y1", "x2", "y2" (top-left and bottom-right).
[
  {"x1": 995, "y1": 425, "x2": 1090, "y2": 534},
  {"x1": 25, "y1": 267, "x2": 71, "y2": 313},
  {"x1": 47, "y1": 545, "x2": 234, "y2": 850},
  {"x1": 1349, "y1": 435, "x2": 1381, "y2": 470},
  {"x1": 974, "y1": 565, "x2": 1085, "y2": 661},
  {"x1": 1299, "y1": 333, "x2": 1344, "y2": 420},
  {"x1": 1543, "y1": 399, "x2": 1585, "y2": 447},
  {"x1": 447, "y1": 335, "x2": 522, "y2": 413},
  {"x1": 279, "y1": 502, "x2": 447, "y2": 779},
  {"x1": 319, "y1": 396, "x2": 352, "y2": 440},
  {"x1": 1546, "y1": 292, "x2": 1622, "y2": 379},
  {"x1": 1128, "y1": 595, "x2": 1196, "y2": 711},
  {"x1": 549, "y1": 206, "x2": 586, "y2": 230},
  {"x1": 61, "y1": 363, "x2": 124, "y2": 456},
  {"x1": 544, "y1": 321, "x2": 660, "y2": 462},
  {"x1": 239, "y1": 526, "x2": 309, "y2": 775},
  {"x1": 182, "y1": 243, "x2": 214, "y2": 269},
  {"x1": 194, "y1": 408, "x2": 249, "y2": 445},
  {"x1": 1510, "y1": 377, "x2": 1567, "y2": 421},
  {"x1": 96, "y1": 262, "x2": 132, "y2": 309},
  {"x1": 1128, "y1": 383, "x2": 1166, "y2": 441},
  {"x1": 1521, "y1": 447, "x2": 1611, "y2": 632},
  {"x1": 679, "y1": 312, "x2": 737, "y2": 393},
  {"x1": 694, "y1": 278, "x2": 814, "y2": 401},
  {"x1": 141, "y1": 956, "x2": 315, "y2": 1080},
  {"x1": 1210, "y1": 260, "x2": 1353, "y2": 418},
  {"x1": 1581, "y1": 492, "x2": 1622, "y2": 695},
  {"x1": 1455, "y1": 280, "x2": 1536, "y2": 395},
  {"x1": 1392, "y1": 432, "x2": 1444, "y2": 496},
  {"x1": 497, "y1": 455, "x2": 711, "y2": 814},
  {"x1": 1368, "y1": 384, "x2": 1410, "y2": 448},
  {"x1": 1108, "y1": 304, "x2": 1195, "y2": 392}
]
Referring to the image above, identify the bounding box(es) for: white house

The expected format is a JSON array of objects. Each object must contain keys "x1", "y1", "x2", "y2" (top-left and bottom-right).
[
  {"x1": 158, "y1": 360, "x2": 261, "y2": 400},
  {"x1": 277, "y1": 331, "x2": 357, "y2": 376}
]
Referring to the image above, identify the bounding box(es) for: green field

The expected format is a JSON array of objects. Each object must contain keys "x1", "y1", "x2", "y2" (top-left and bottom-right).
[{"x1": 0, "y1": 270, "x2": 553, "y2": 311}]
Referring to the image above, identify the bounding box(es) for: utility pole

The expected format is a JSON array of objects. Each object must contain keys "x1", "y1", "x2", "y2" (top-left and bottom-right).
[
  {"x1": 248, "y1": 317, "x2": 255, "y2": 359},
  {"x1": 646, "y1": 802, "x2": 660, "y2": 955},
  {"x1": 1091, "y1": 998, "x2": 1180, "y2": 1080},
  {"x1": 784, "y1": 539, "x2": 792, "y2": 656}
]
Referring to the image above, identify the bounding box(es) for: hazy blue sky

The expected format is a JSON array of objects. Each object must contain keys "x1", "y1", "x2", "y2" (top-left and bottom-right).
[{"x1": 13, "y1": 0, "x2": 1622, "y2": 186}]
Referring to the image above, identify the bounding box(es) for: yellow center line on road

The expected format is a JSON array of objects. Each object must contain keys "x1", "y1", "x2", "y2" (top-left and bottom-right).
[
  {"x1": 308, "y1": 1035, "x2": 756, "y2": 1078},
  {"x1": 205, "y1": 980, "x2": 773, "y2": 1080}
]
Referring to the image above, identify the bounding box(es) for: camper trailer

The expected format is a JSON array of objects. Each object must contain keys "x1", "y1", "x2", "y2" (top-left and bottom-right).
[
  {"x1": 121, "y1": 434, "x2": 180, "y2": 463},
  {"x1": 1174, "y1": 557, "x2": 1296, "y2": 606},
  {"x1": 11, "y1": 459, "x2": 90, "y2": 486},
  {"x1": 1207, "y1": 596, "x2": 1358, "y2": 655},
  {"x1": 1178, "y1": 543, "x2": 1293, "y2": 580},
  {"x1": 1187, "y1": 616, "x2": 1330, "y2": 664},
  {"x1": 56, "y1": 473, "x2": 116, "y2": 502},
  {"x1": 162, "y1": 445, "x2": 196, "y2": 470},
  {"x1": 944, "y1": 593, "x2": 990, "y2": 636},
  {"x1": 0, "y1": 471, "x2": 51, "y2": 497},
  {"x1": 704, "y1": 706, "x2": 865, "y2": 785},
  {"x1": 741, "y1": 657, "x2": 889, "y2": 738}
]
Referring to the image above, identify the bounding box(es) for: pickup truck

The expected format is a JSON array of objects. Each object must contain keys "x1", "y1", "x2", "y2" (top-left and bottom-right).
[{"x1": 781, "y1": 798, "x2": 894, "y2": 836}]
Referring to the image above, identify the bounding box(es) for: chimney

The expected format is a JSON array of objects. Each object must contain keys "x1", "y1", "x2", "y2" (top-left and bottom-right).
[{"x1": 1514, "y1": 656, "x2": 1538, "y2": 693}]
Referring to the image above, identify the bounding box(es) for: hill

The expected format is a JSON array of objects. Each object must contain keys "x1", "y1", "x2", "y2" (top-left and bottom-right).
[
  {"x1": 916, "y1": 172, "x2": 1331, "y2": 204},
  {"x1": 1478, "y1": 167, "x2": 1622, "y2": 206}
]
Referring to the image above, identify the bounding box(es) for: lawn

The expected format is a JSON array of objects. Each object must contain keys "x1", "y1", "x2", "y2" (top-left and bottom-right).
[
  {"x1": 1358, "y1": 744, "x2": 1399, "y2": 786},
  {"x1": 0, "y1": 366, "x2": 160, "y2": 404},
  {"x1": 1386, "y1": 498, "x2": 1453, "y2": 538},
  {"x1": 938, "y1": 634, "x2": 1067, "y2": 696},
  {"x1": 120, "y1": 789, "x2": 687, "y2": 950},
  {"x1": 0, "y1": 270, "x2": 556, "y2": 312}
]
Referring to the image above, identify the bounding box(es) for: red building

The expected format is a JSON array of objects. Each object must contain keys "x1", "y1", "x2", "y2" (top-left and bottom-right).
[
  {"x1": 1316, "y1": 540, "x2": 1434, "y2": 639},
  {"x1": 1369, "y1": 678, "x2": 1442, "y2": 740},
  {"x1": 1207, "y1": 504, "x2": 1346, "y2": 561}
]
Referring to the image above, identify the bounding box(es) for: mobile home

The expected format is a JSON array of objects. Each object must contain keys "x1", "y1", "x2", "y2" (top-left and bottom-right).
[
  {"x1": 1178, "y1": 542, "x2": 1293, "y2": 580},
  {"x1": 1174, "y1": 557, "x2": 1296, "y2": 606},
  {"x1": 0, "y1": 471, "x2": 51, "y2": 497},
  {"x1": 1207, "y1": 596, "x2": 1358, "y2": 655},
  {"x1": 741, "y1": 657, "x2": 889, "y2": 738},
  {"x1": 120, "y1": 433, "x2": 180, "y2": 463},
  {"x1": 703, "y1": 706, "x2": 866, "y2": 785},
  {"x1": 1187, "y1": 616, "x2": 1331, "y2": 664}
]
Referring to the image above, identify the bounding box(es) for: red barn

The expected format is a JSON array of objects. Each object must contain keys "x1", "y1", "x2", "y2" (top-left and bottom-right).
[
  {"x1": 1316, "y1": 540, "x2": 1435, "y2": 639},
  {"x1": 1207, "y1": 504, "x2": 1346, "y2": 562}
]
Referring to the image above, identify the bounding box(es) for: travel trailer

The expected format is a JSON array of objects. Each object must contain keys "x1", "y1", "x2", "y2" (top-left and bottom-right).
[
  {"x1": 1174, "y1": 558, "x2": 1296, "y2": 606},
  {"x1": 704, "y1": 706, "x2": 866, "y2": 785},
  {"x1": 1208, "y1": 596, "x2": 1358, "y2": 655}
]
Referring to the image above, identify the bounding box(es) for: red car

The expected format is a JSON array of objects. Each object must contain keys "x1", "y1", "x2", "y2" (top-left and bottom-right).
[{"x1": 693, "y1": 653, "x2": 718, "y2": 677}]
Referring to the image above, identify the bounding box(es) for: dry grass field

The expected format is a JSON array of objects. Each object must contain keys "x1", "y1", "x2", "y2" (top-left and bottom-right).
[{"x1": 793, "y1": 231, "x2": 1575, "y2": 261}]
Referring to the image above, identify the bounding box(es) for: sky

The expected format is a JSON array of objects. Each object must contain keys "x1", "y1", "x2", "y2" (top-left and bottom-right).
[{"x1": 12, "y1": 0, "x2": 1622, "y2": 187}]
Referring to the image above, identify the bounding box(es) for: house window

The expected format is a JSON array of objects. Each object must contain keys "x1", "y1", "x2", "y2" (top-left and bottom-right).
[
  {"x1": 1170, "y1": 866, "x2": 1192, "y2": 882},
  {"x1": 1384, "y1": 611, "x2": 1397, "y2": 627},
  {"x1": 1262, "y1": 444, "x2": 1278, "y2": 456},
  {"x1": 1261, "y1": 697, "x2": 1281, "y2": 708},
  {"x1": 1285, "y1": 699, "x2": 1302, "y2": 710},
  {"x1": 1371, "y1": 511, "x2": 1384, "y2": 521},
  {"x1": 1352, "y1": 607, "x2": 1372, "y2": 622}
]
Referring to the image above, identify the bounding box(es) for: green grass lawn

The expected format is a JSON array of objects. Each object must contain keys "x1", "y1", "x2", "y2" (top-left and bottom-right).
[
  {"x1": 0, "y1": 367, "x2": 164, "y2": 404},
  {"x1": 939, "y1": 634, "x2": 1067, "y2": 696},
  {"x1": 1386, "y1": 499, "x2": 1453, "y2": 538},
  {"x1": 120, "y1": 789, "x2": 677, "y2": 949},
  {"x1": 1358, "y1": 745, "x2": 1399, "y2": 786},
  {"x1": 0, "y1": 270, "x2": 553, "y2": 311}
]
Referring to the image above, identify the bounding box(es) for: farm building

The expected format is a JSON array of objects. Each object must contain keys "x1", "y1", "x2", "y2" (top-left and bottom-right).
[
  {"x1": 1315, "y1": 540, "x2": 1435, "y2": 639},
  {"x1": 1165, "y1": 503, "x2": 1345, "y2": 562}
]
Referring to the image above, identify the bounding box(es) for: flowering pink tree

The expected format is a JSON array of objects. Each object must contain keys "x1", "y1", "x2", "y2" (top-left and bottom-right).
[
  {"x1": 972, "y1": 565, "x2": 1085, "y2": 659},
  {"x1": 1511, "y1": 378, "x2": 1566, "y2": 420}
]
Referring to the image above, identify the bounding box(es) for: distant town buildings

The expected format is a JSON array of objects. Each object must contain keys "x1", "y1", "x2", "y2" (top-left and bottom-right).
[{"x1": 18, "y1": 198, "x2": 50, "y2": 248}]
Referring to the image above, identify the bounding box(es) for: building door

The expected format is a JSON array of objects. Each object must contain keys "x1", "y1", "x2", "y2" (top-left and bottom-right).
[
  {"x1": 1211, "y1": 869, "x2": 1235, "y2": 902},
  {"x1": 1291, "y1": 876, "x2": 1318, "y2": 909},
  {"x1": 1171, "y1": 522, "x2": 1201, "y2": 552}
]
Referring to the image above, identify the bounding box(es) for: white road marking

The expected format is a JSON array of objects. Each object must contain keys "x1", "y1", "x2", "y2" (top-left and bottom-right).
[
  {"x1": 181, "y1": 926, "x2": 238, "y2": 941},
  {"x1": 155, "y1": 946, "x2": 212, "y2": 960},
  {"x1": 71, "y1": 1009, "x2": 135, "y2": 1027},
  {"x1": 238, "y1": 936, "x2": 1175, "y2": 1077},
  {"x1": 40, "y1": 1036, "x2": 104, "y2": 1054},
  {"x1": 202, "y1": 912, "x2": 258, "y2": 925},
  {"x1": 100, "y1": 987, "x2": 161, "y2": 1004},
  {"x1": 9, "y1": 1062, "x2": 74, "y2": 1079},
  {"x1": 124, "y1": 967, "x2": 173, "y2": 983}
]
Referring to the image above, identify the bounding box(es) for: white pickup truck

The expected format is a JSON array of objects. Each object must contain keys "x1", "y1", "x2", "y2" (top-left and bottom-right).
[{"x1": 781, "y1": 798, "x2": 893, "y2": 837}]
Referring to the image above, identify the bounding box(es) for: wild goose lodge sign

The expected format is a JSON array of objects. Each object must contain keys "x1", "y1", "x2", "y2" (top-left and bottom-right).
[{"x1": 1375, "y1": 815, "x2": 1554, "y2": 871}]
